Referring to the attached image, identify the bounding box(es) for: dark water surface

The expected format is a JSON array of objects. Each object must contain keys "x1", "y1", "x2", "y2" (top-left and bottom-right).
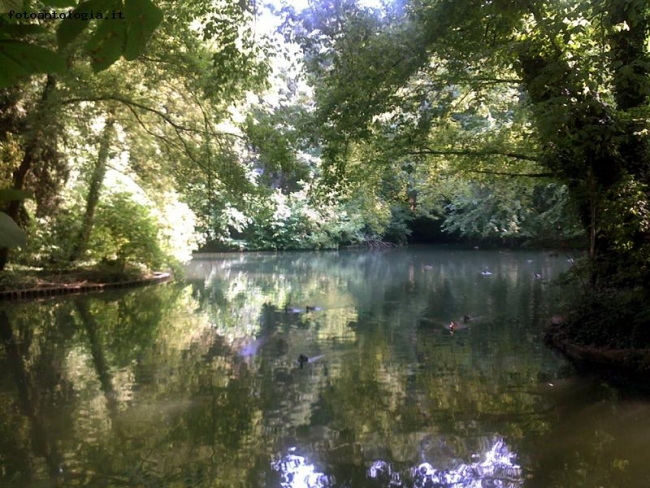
[{"x1": 1, "y1": 247, "x2": 650, "y2": 487}]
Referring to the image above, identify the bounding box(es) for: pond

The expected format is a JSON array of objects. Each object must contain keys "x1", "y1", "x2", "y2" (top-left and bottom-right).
[{"x1": 1, "y1": 246, "x2": 649, "y2": 487}]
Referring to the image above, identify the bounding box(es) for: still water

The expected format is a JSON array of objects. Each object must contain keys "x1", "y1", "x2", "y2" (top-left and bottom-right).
[{"x1": 1, "y1": 246, "x2": 650, "y2": 487}]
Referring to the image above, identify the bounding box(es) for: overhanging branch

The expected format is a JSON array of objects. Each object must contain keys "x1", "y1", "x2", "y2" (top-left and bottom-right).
[
  {"x1": 61, "y1": 95, "x2": 245, "y2": 141},
  {"x1": 469, "y1": 169, "x2": 554, "y2": 178},
  {"x1": 408, "y1": 148, "x2": 541, "y2": 163}
]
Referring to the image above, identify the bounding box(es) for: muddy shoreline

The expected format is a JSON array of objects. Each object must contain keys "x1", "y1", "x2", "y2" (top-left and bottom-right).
[
  {"x1": 545, "y1": 320, "x2": 650, "y2": 383},
  {"x1": 0, "y1": 271, "x2": 172, "y2": 302}
]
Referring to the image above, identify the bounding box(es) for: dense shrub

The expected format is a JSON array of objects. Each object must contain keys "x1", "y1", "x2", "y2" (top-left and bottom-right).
[
  {"x1": 19, "y1": 191, "x2": 193, "y2": 271},
  {"x1": 88, "y1": 192, "x2": 167, "y2": 268},
  {"x1": 441, "y1": 179, "x2": 583, "y2": 244},
  {"x1": 217, "y1": 189, "x2": 369, "y2": 251}
]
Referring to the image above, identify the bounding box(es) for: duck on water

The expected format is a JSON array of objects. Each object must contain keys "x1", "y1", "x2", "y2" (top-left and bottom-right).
[
  {"x1": 447, "y1": 314, "x2": 478, "y2": 332},
  {"x1": 297, "y1": 354, "x2": 325, "y2": 369}
]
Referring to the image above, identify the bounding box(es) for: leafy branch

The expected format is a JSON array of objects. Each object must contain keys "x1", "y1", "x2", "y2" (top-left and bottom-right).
[
  {"x1": 407, "y1": 148, "x2": 541, "y2": 163},
  {"x1": 61, "y1": 95, "x2": 245, "y2": 141}
]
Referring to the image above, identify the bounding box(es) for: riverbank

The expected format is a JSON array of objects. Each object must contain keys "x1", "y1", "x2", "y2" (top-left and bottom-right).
[
  {"x1": 0, "y1": 266, "x2": 172, "y2": 302},
  {"x1": 545, "y1": 318, "x2": 650, "y2": 382}
]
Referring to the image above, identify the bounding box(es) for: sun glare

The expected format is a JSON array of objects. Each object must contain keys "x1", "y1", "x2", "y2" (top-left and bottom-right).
[
  {"x1": 256, "y1": 0, "x2": 390, "y2": 34},
  {"x1": 266, "y1": 0, "x2": 388, "y2": 14}
]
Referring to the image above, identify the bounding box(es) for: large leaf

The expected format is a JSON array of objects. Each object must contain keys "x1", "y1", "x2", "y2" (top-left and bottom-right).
[
  {"x1": 56, "y1": 0, "x2": 109, "y2": 49},
  {"x1": 86, "y1": 13, "x2": 128, "y2": 72},
  {"x1": 0, "y1": 189, "x2": 33, "y2": 202},
  {"x1": 0, "y1": 211, "x2": 26, "y2": 248},
  {"x1": 123, "y1": 0, "x2": 163, "y2": 60},
  {"x1": 79, "y1": 0, "x2": 163, "y2": 71},
  {"x1": 0, "y1": 40, "x2": 67, "y2": 88},
  {"x1": 0, "y1": 24, "x2": 47, "y2": 37},
  {"x1": 1, "y1": 0, "x2": 22, "y2": 12},
  {"x1": 45, "y1": 0, "x2": 77, "y2": 6},
  {"x1": 13, "y1": 0, "x2": 161, "y2": 76}
]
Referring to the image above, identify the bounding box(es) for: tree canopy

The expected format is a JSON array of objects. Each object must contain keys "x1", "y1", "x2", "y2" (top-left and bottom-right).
[
  {"x1": 278, "y1": 0, "x2": 650, "y2": 347},
  {"x1": 1, "y1": 0, "x2": 649, "y2": 348}
]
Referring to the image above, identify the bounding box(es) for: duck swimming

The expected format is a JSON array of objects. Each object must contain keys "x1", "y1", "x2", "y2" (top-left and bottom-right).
[
  {"x1": 297, "y1": 353, "x2": 326, "y2": 368},
  {"x1": 446, "y1": 316, "x2": 475, "y2": 332},
  {"x1": 298, "y1": 354, "x2": 309, "y2": 369}
]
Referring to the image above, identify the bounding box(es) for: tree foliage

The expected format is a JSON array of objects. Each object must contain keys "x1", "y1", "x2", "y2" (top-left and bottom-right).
[
  {"x1": 274, "y1": 0, "x2": 650, "y2": 347},
  {"x1": 0, "y1": 0, "x2": 272, "y2": 269},
  {"x1": 283, "y1": 0, "x2": 648, "y2": 251},
  {"x1": 3, "y1": 0, "x2": 646, "y2": 315},
  {"x1": 0, "y1": 0, "x2": 163, "y2": 86}
]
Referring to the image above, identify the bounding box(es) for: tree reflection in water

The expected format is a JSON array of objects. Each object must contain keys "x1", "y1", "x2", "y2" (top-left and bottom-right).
[
  {"x1": 273, "y1": 437, "x2": 522, "y2": 488},
  {"x1": 7, "y1": 249, "x2": 650, "y2": 487}
]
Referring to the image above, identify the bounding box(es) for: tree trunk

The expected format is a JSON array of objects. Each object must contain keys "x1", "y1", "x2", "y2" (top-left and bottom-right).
[
  {"x1": 517, "y1": 0, "x2": 649, "y2": 284},
  {"x1": 0, "y1": 76, "x2": 58, "y2": 271},
  {"x1": 0, "y1": 310, "x2": 64, "y2": 478},
  {"x1": 604, "y1": 0, "x2": 650, "y2": 282},
  {"x1": 68, "y1": 113, "x2": 116, "y2": 262}
]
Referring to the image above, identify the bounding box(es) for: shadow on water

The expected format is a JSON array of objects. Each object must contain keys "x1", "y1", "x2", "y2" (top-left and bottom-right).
[{"x1": 1, "y1": 247, "x2": 649, "y2": 487}]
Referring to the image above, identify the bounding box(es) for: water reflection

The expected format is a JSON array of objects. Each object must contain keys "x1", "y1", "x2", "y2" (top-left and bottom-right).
[
  {"x1": 273, "y1": 436, "x2": 523, "y2": 488},
  {"x1": 2, "y1": 247, "x2": 650, "y2": 487},
  {"x1": 366, "y1": 437, "x2": 521, "y2": 488},
  {"x1": 273, "y1": 448, "x2": 335, "y2": 488}
]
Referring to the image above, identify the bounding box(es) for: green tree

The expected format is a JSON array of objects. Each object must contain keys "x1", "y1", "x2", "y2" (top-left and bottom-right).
[
  {"x1": 282, "y1": 0, "x2": 650, "y2": 347},
  {"x1": 0, "y1": 0, "x2": 163, "y2": 269},
  {"x1": 1, "y1": 0, "x2": 272, "y2": 270},
  {"x1": 68, "y1": 110, "x2": 116, "y2": 262}
]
